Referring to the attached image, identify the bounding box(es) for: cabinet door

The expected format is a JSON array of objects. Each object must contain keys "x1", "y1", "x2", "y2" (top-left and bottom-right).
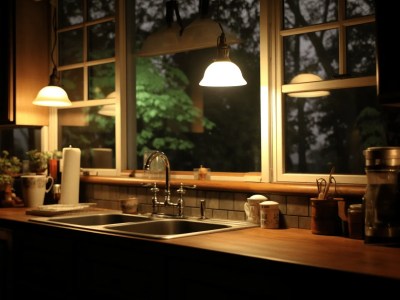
[
  {"x1": 0, "y1": 228, "x2": 13, "y2": 300},
  {"x1": 14, "y1": 0, "x2": 50, "y2": 126},
  {"x1": 12, "y1": 225, "x2": 168, "y2": 299},
  {"x1": 0, "y1": 0, "x2": 15, "y2": 124}
]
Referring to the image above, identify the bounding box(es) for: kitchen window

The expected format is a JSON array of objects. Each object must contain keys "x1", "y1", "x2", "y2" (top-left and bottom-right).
[
  {"x1": 49, "y1": 0, "x2": 400, "y2": 184},
  {"x1": 272, "y1": 0, "x2": 399, "y2": 184},
  {"x1": 54, "y1": 0, "x2": 117, "y2": 172},
  {"x1": 52, "y1": 0, "x2": 261, "y2": 176}
]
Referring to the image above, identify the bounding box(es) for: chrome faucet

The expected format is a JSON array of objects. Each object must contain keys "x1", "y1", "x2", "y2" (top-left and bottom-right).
[
  {"x1": 144, "y1": 151, "x2": 196, "y2": 218},
  {"x1": 144, "y1": 151, "x2": 171, "y2": 205}
]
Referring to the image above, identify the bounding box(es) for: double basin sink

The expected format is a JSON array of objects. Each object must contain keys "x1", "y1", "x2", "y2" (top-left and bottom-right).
[{"x1": 30, "y1": 212, "x2": 256, "y2": 239}]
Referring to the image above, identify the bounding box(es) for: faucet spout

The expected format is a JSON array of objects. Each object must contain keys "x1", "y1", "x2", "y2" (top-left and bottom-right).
[{"x1": 144, "y1": 151, "x2": 171, "y2": 204}]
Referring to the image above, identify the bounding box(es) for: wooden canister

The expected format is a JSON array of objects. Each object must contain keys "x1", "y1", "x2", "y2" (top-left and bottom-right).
[{"x1": 311, "y1": 198, "x2": 341, "y2": 235}]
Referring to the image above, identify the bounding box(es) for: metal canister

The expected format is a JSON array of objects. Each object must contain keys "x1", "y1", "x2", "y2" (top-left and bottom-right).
[
  {"x1": 363, "y1": 147, "x2": 400, "y2": 245},
  {"x1": 53, "y1": 184, "x2": 61, "y2": 204},
  {"x1": 259, "y1": 200, "x2": 279, "y2": 229}
]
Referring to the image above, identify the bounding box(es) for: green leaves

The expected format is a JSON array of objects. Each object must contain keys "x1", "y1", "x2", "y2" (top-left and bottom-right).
[{"x1": 136, "y1": 57, "x2": 213, "y2": 153}]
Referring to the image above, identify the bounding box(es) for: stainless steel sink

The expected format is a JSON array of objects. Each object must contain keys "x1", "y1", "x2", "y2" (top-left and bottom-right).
[
  {"x1": 30, "y1": 213, "x2": 256, "y2": 239},
  {"x1": 103, "y1": 219, "x2": 236, "y2": 239},
  {"x1": 42, "y1": 213, "x2": 150, "y2": 226}
]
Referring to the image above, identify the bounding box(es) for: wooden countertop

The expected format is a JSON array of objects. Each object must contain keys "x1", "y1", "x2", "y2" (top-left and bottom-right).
[{"x1": 1, "y1": 207, "x2": 400, "y2": 281}]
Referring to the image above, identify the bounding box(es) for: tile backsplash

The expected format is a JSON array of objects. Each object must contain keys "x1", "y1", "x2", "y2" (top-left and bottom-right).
[
  {"x1": 81, "y1": 182, "x2": 365, "y2": 231},
  {"x1": 80, "y1": 182, "x2": 332, "y2": 230}
]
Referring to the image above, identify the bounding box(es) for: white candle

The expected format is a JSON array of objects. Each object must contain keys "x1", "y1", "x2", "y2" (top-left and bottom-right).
[{"x1": 59, "y1": 147, "x2": 81, "y2": 205}]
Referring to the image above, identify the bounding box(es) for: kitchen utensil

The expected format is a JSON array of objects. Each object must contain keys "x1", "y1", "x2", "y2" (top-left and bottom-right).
[{"x1": 321, "y1": 166, "x2": 335, "y2": 200}]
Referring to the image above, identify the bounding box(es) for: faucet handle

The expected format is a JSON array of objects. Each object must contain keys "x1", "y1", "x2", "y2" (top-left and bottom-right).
[
  {"x1": 150, "y1": 182, "x2": 160, "y2": 194},
  {"x1": 176, "y1": 183, "x2": 196, "y2": 194}
]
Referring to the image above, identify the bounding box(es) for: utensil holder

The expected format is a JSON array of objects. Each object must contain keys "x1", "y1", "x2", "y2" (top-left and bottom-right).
[{"x1": 311, "y1": 198, "x2": 342, "y2": 235}]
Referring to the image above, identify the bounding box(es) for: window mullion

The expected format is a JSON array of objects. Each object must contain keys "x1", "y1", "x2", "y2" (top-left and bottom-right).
[{"x1": 338, "y1": 0, "x2": 346, "y2": 75}]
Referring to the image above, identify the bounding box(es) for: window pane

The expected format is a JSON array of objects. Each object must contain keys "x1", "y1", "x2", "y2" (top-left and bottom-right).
[
  {"x1": 283, "y1": 29, "x2": 338, "y2": 83},
  {"x1": 88, "y1": 63, "x2": 115, "y2": 100},
  {"x1": 88, "y1": 21, "x2": 115, "y2": 60},
  {"x1": 87, "y1": 0, "x2": 115, "y2": 21},
  {"x1": 346, "y1": 23, "x2": 376, "y2": 76},
  {"x1": 0, "y1": 127, "x2": 42, "y2": 160},
  {"x1": 283, "y1": 0, "x2": 337, "y2": 29},
  {"x1": 135, "y1": 0, "x2": 260, "y2": 172},
  {"x1": 60, "y1": 68, "x2": 84, "y2": 101},
  {"x1": 283, "y1": 87, "x2": 400, "y2": 174},
  {"x1": 59, "y1": 29, "x2": 83, "y2": 66},
  {"x1": 58, "y1": 106, "x2": 115, "y2": 168},
  {"x1": 346, "y1": 0, "x2": 375, "y2": 18},
  {"x1": 58, "y1": 0, "x2": 84, "y2": 28}
]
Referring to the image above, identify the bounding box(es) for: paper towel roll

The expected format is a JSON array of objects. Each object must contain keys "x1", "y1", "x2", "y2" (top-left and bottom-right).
[{"x1": 60, "y1": 147, "x2": 81, "y2": 205}]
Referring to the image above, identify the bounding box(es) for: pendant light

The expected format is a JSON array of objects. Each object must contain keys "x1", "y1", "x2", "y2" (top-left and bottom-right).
[
  {"x1": 33, "y1": 4, "x2": 71, "y2": 107},
  {"x1": 199, "y1": 24, "x2": 247, "y2": 87},
  {"x1": 287, "y1": 73, "x2": 330, "y2": 98}
]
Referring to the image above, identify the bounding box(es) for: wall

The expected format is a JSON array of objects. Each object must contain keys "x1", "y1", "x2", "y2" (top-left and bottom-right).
[{"x1": 81, "y1": 182, "x2": 363, "y2": 231}]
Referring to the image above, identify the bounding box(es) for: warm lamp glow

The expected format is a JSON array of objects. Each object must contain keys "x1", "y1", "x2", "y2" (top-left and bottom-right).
[
  {"x1": 199, "y1": 61, "x2": 247, "y2": 87},
  {"x1": 288, "y1": 73, "x2": 330, "y2": 98},
  {"x1": 33, "y1": 85, "x2": 72, "y2": 107},
  {"x1": 199, "y1": 26, "x2": 247, "y2": 87}
]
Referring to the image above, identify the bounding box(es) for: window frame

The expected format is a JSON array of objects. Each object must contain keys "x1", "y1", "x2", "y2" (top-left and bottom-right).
[
  {"x1": 47, "y1": 0, "x2": 375, "y2": 185},
  {"x1": 270, "y1": 0, "x2": 375, "y2": 185},
  {"x1": 48, "y1": 0, "x2": 121, "y2": 176}
]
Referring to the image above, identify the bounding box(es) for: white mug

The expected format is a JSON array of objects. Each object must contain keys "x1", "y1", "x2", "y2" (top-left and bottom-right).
[
  {"x1": 21, "y1": 175, "x2": 54, "y2": 208},
  {"x1": 244, "y1": 194, "x2": 268, "y2": 224}
]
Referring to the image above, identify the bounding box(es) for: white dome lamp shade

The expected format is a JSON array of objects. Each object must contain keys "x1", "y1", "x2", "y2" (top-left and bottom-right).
[
  {"x1": 199, "y1": 24, "x2": 247, "y2": 87},
  {"x1": 287, "y1": 73, "x2": 330, "y2": 98},
  {"x1": 33, "y1": 67, "x2": 72, "y2": 107}
]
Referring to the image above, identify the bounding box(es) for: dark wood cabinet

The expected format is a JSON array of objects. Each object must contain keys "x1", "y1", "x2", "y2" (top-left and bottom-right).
[
  {"x1": 1, "y1": 219, "x2": 400, "y2": 299},
  {"x1": 0, "y1": 228, "x2": 13, "y2": 300},
  {"x1": 0, "y1": 0, "x2": 15, "y2": 124},
  {"x1": 1, "y1": 0, "x2": 50, "y2": 126},
  {"x1": 10, "y1": 224, "x2": 168, "y2": 299}
]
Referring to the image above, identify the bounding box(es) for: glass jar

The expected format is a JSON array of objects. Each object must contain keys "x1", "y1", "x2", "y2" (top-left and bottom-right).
[{"x1": 347, "y1": 204, "x2": 364, "y2": 240}]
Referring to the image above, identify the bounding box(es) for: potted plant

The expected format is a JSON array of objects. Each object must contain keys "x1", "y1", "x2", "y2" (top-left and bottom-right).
[
  {"x1": 0, "y1": 150, "x2": 22, "y2": 186},
  {"x1": 26, "y1": 149, "x2": 52, "y2": 175},
  {"x1": 0, "y1": 150, "x2": 23, "y2": 207}
]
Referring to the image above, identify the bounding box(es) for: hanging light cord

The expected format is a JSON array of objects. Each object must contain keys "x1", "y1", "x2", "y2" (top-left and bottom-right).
[
  {"x1": 49, "y1": 6, "x2": 60, "y2": 86},
  {"x1": 166, "y1": 0, "x2": 184, "y2": 36}
]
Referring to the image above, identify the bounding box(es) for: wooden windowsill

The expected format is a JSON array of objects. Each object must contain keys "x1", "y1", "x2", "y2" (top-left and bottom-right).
[{"x1": 80, "y1": 174, "x2": 366, "y2": 197}]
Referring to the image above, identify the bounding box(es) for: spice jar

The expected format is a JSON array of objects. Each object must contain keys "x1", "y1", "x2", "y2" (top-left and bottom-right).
[
  {"x1": 198, "y1": 165, "x2": 208, "y2": 180},
  {"x1": 347, "y1": 204, "x2": 364, "y2": 240},
  {"x1": 259, "y1": 200, "x2": 279, "y2": 229}
]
